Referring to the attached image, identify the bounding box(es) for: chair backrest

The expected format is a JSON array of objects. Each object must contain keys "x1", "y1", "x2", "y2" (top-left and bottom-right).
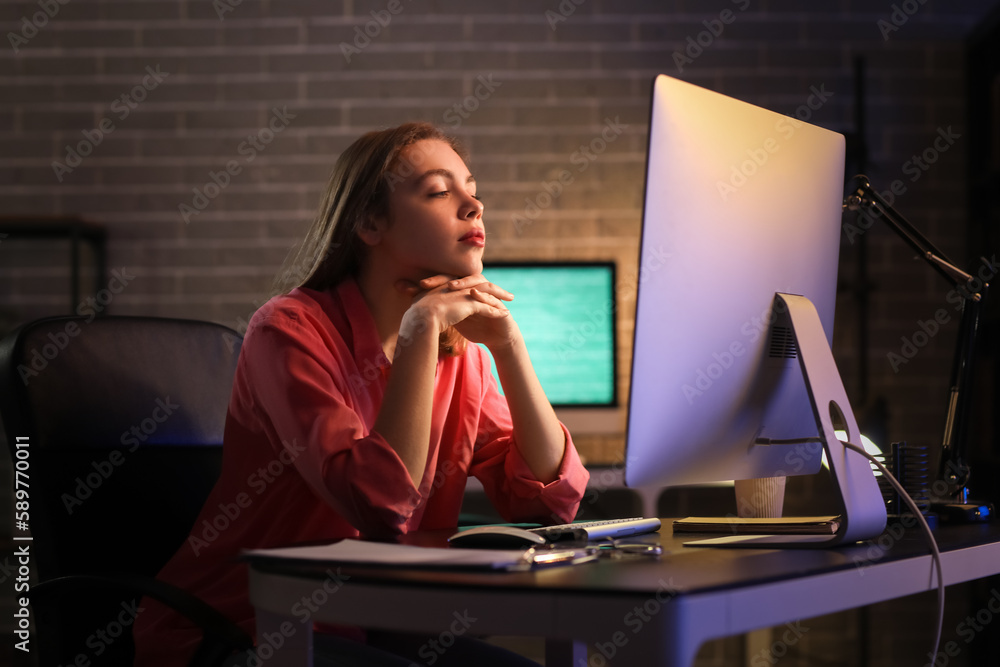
[{"x1": 0, "y1": 315, "x2": 242, "y2": 581}]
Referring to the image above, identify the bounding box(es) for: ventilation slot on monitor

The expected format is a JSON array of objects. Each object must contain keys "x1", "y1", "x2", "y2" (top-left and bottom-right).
[{"x1": 768, "y1": 326, "x2": 798, "y2": 359}]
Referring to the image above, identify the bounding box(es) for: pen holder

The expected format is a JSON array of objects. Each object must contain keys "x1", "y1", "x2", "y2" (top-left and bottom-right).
[{"x1": 878, "y1": 441, "x2": 932, "y2": 519}]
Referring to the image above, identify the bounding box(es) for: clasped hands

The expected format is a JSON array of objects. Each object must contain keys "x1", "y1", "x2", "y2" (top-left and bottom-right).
[{"x1": 396, "y1": 274, "x2": 519, "y2": 352}]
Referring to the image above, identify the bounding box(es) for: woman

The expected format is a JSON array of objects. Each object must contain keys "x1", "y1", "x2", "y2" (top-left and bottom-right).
[{"x1": 133, "y1": 122, "x2": 589, "y2": 665}]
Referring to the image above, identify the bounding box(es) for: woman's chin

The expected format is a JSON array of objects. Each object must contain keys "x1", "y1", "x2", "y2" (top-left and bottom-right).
[
  {"x1": 463, "y1": 255, "x2": 485, "y2": 277},
  {"x1": 406, "y1": 253, "x2": 484, "y2": 282},
  {"x1": 436, "y1": 260, "x2": 484, "y2": 280}
]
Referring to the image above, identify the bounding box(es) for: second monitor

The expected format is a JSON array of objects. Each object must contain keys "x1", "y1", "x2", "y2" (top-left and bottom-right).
[{"x1": 480, "y1": 261, "x2": 622, "y2": 434}]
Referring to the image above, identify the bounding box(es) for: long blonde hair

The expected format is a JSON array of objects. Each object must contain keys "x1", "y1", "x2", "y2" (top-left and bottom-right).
[{"x1": 274, "y1": 122, "x2": 469, "y2": 356}]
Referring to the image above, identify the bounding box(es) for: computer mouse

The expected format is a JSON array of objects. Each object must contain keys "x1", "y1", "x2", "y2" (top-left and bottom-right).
[{"x1": 448, "y1": 525, "x2": 547, "y2": 549}]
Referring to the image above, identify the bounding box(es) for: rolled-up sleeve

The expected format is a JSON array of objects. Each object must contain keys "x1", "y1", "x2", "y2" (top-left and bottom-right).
[
  {"x1": 468, "y1": 355, "x2": 589, "y2": 525},
  {"x1": 243, "y1": 309, "x2": 420, "y2": 537}
]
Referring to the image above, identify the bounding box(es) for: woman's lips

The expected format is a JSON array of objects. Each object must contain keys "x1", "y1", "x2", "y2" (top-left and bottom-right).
[{"x1": 459, "y1": 229, "x2": 486, "y2": 247}]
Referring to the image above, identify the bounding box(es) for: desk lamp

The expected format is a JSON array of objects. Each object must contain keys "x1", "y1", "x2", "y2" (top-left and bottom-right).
[{"x1": 844, "y1": 175, "x2": 995, "y2": 523}]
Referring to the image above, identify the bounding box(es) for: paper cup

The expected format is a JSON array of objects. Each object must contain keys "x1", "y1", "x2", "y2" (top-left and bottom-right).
[{"x1": 735, "y1": 477, "x2": 786, "y2": 518}]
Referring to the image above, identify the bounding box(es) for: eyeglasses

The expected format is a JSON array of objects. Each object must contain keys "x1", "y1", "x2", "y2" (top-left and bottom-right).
[
  {"x1": 596, "y1": 539, "x2": 664, "y2": 559},
  {"x1": 517, "y1": 540, "x2": 664, "y2": 569},
  {"x1": 519, "y1": 546, "x2": 599, "y2": 568}
]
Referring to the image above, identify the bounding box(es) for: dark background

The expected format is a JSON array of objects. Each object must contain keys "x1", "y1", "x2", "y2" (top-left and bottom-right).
[{"x1": 2, "y1": 2, "x2": 1000, "y2": 664}]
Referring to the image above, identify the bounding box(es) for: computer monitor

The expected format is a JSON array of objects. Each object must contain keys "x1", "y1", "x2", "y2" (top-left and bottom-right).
[
  {"x1": 479, "y1": 262, "x2": 622, "y2": 434},
  {"x1": 625, "y1": 75, "x2": 886, "y2": 546}
]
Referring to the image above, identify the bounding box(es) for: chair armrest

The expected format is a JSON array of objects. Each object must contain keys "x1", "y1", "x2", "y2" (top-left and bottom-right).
[{"x1": 31, "y1": 573, "x2": 253, "y2": 666}]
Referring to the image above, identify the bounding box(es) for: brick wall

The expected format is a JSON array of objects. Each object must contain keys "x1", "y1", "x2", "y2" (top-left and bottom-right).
[
  {"x1": 1, "y1": 0, "x2": 996, "y2": 468},
  {"x1": 3, "y1": 2, "x2": 1000, "y2": 663}
]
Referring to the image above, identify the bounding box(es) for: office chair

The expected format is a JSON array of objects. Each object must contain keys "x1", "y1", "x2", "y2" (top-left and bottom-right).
[{"x1": 0, "y1": 315, "x2": 253, "y2": 666}]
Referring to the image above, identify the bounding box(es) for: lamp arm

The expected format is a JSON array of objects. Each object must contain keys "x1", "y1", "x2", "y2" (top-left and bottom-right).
[
  {"x1": 843, "y1": 174, "x2": 991, "y2": 503},
  {"x1": 844, "y1": 175, "x2": 979, "y2": 295}
]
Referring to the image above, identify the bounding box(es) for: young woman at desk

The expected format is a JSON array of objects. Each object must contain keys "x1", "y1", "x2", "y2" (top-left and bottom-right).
[{"x1": 133, "y1": 122, "x2": 589, "y2": 666}]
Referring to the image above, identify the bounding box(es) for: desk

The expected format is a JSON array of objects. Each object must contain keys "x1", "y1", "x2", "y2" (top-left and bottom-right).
[{"x1": 246, "y1": 520, "x2": 1000, "y2": 666}]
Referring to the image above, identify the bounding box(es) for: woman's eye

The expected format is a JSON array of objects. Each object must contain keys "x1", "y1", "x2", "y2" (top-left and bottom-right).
[{"x1": 430, "y1": 191, "x2": 448, "y2": 198}]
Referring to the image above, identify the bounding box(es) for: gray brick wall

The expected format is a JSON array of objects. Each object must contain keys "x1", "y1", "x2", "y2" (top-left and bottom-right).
[
  {"x1": 0, "y1": 0, "x2": 996, "y2": 466},
  {"x1": 2, "y1": 3, "x2": 1000, "y2": 662}
]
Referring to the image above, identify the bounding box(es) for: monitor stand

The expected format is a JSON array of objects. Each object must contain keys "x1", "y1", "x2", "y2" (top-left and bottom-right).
[{"x1": 685, "y1": 293, "x2": 888, "y2": 549}]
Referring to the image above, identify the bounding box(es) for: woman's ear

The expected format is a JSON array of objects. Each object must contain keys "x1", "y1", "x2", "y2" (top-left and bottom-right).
[{"x1": 356, "y1": 215, "x2": 385, "y2": 247}]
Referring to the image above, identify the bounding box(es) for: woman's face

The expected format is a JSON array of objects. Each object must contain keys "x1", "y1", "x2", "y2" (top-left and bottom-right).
[{"x1": 369, "y1": 139, "x2": 485, "y2": 281}]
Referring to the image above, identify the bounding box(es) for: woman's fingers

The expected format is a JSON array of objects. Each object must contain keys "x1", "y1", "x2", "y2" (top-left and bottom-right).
[
  {"x1": 449, "y1": 275, "x2": 514, "y2": 301},
  {"x1": 395, "y1": 279, "x2": 423, "y2": 298},
  {"x1": 418, "y1": 274, "x2": 454, "y2": 291},
  {"x1": 401, "y1": 275, "x2": 514, "y2": 335},
  {"x1": 470, "y1": 287, "x2": 510, "y2": 312},
  {"x1": 412, "y1": 273, "x2": 514, "y2": 303},
  {"x1": 399, "y1": 275, "x2": 464, "y2": 300}
]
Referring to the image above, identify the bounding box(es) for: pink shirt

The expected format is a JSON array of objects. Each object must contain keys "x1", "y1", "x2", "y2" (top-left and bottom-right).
[{"x1": 133, "y1": 278, "x2": 589, "y2": 664}]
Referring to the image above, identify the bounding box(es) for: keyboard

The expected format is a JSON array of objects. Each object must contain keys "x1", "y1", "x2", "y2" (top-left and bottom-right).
[{"x1": 528, "y1": 517, "x2": 662, "y2": 542}]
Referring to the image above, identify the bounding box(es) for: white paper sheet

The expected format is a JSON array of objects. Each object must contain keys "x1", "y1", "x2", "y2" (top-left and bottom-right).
[{"x1": 244, "y1": 538, "x2": 533, "y2": 570}]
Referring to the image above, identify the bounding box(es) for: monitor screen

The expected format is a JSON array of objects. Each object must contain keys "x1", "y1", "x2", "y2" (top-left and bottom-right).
[
  {"x1": 625, "y1": 74, "x2": 846, "y2": 489},
  {"x1": 479, "y1": 262, "x2": 617, "y2": 409}
]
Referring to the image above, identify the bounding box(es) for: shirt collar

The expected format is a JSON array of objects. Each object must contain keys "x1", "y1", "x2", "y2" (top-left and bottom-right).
[{"x1": 335, "y1": 277, "x2": 391, "y2": 370}]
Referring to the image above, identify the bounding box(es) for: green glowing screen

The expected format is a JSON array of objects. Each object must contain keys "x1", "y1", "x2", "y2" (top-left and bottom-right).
[{"x1": 479, "y1": 263, "x2": 617, "y2": 407}]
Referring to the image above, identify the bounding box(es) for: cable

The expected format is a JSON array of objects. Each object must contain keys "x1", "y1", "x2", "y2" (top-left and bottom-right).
[
  {"x1": 755, "y1": 436, "x2": 824, "y2": 445},
  {"x1": 841, "y1": 439, "x2": 944, "y2": 665}
]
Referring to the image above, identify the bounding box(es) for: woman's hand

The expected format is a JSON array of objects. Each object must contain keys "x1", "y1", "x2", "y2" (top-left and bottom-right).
[
  {"x1": 398, "y1": 273, "x2": 565, "y2": 484},
  {"x1": 396, "y1": 274, "x2": 519, "y2": 352}
]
